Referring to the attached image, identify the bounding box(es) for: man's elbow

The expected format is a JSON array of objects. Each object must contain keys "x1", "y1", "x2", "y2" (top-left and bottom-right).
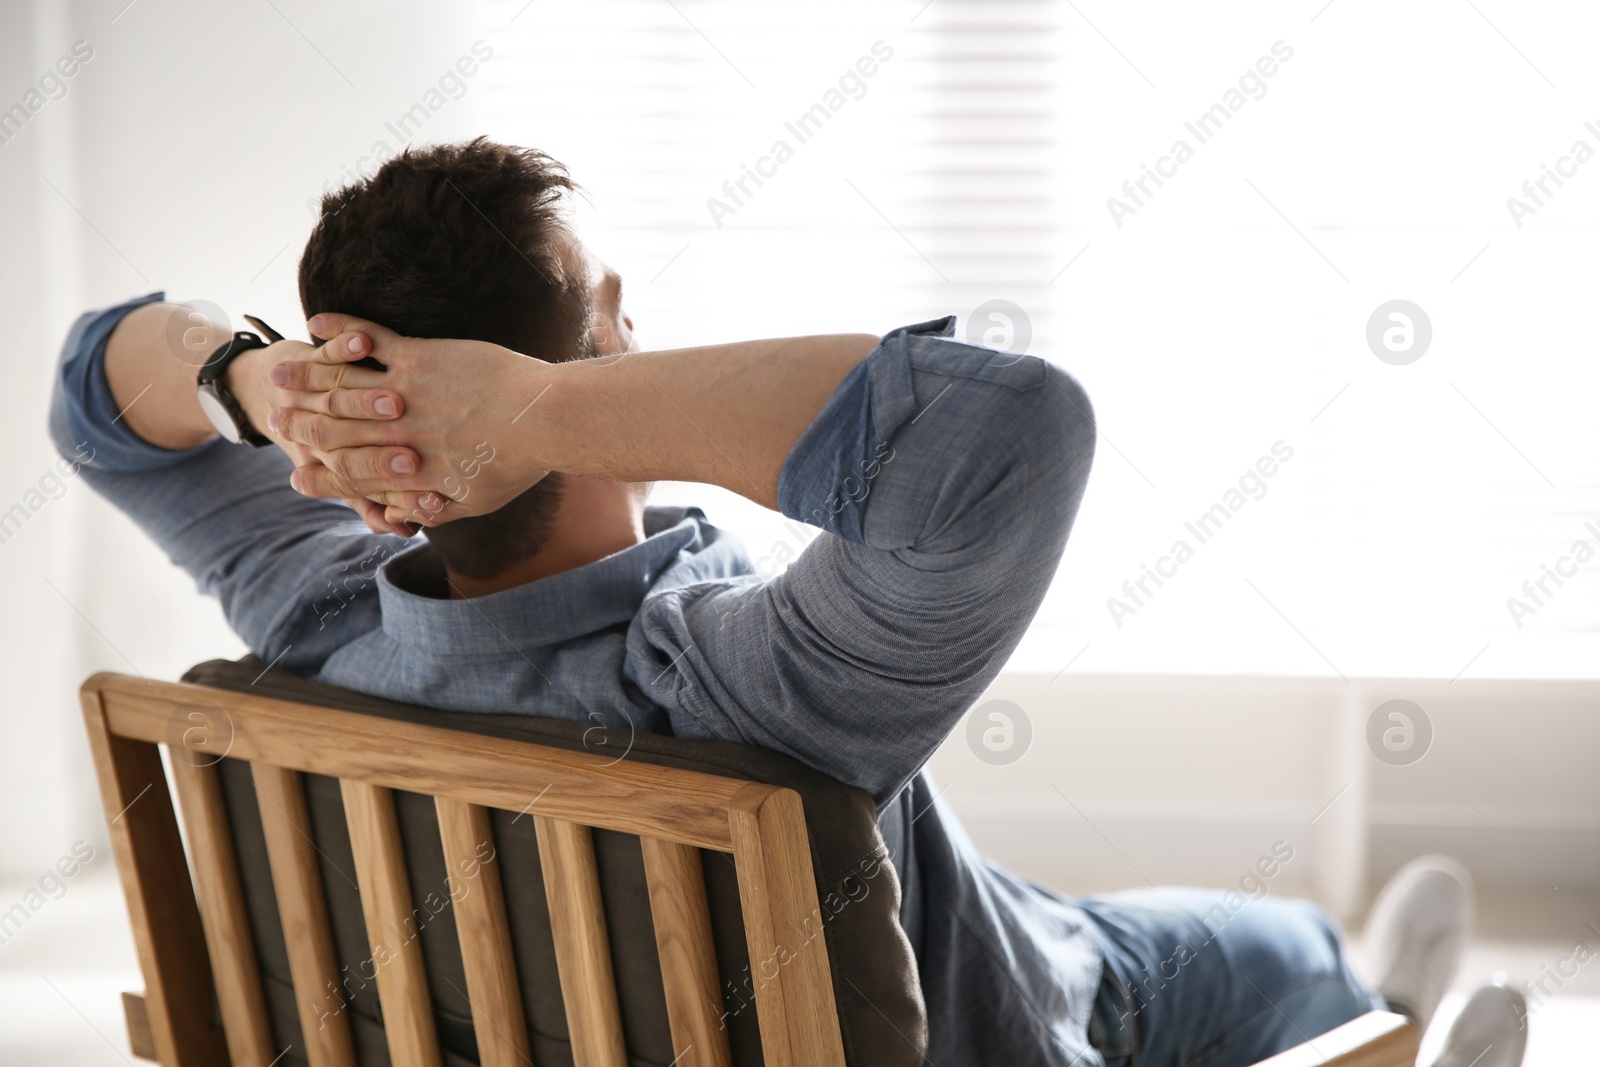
[
  {"x1": 946, "y1": 360, "x2": 1095, "y2": 555},
  {"x1": 1036, "y1": 362, "x2": 1096, "y2": 493}
]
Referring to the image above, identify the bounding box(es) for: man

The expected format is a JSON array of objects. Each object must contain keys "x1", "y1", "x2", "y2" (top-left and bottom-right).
[{"x1": 51, "y1": 139, "x2": 1522, "y2": 1066}]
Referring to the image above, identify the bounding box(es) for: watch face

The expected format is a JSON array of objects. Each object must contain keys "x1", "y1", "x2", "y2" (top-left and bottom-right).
[{"x1": 197, "y1": 385, "x2": 244, "y2": 444}]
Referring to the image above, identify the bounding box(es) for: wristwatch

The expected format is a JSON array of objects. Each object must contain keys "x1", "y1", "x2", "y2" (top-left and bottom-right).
[{"x1": 196, "y1": 314, "x2": 282, "y2": 447}]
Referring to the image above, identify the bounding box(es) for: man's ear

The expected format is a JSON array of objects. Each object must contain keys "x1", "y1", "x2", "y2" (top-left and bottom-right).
[{"x1": 589, "y1": 311, "x2": 621, "y2": 357}]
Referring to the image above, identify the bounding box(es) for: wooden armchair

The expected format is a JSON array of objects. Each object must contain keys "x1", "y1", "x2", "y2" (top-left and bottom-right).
[{"x1": 83, "y1": 668, "x2": 1417, "y2": 1067}]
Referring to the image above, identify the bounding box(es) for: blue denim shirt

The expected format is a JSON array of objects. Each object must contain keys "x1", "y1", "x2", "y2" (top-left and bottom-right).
[{"x1": 52, "y1": 293, "x2": 1102, "y2": 1066}]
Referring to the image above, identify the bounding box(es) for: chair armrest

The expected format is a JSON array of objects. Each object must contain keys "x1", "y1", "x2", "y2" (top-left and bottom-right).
[{"x1": 1247, "y1": 1011, "x2": 1417, "y2": 1067}]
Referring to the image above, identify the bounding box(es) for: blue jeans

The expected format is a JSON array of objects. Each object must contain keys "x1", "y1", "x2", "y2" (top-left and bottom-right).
[{"x1": 1078, "y1": 888, "x2": 1385, "y2": 1067}]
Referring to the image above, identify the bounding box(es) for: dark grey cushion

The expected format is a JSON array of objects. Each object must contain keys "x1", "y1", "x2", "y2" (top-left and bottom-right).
[{"x1": 182, "y1": 657, "x2": 927, "y2": 1067}]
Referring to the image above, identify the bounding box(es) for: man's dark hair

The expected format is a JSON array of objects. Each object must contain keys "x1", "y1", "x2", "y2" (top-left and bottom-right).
[{"x1": 299, "y1": 138, "x2": 593, "y2": 579}]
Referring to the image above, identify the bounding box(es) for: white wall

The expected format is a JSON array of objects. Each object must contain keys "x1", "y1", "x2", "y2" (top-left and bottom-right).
[
  {"x1": 0, "y1": 0, "x2": 483, "y2": 877},
  {"x1": 0, "y1": 0, "x2": 89, "y2": 881},
  {"x1": 932, "y1": 672, "x2": 1600, "y2": 918}
]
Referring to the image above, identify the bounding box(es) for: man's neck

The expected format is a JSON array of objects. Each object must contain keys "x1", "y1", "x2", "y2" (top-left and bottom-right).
[{"x1": 446, "y1": 477, "x2": 647, "y2": 599}]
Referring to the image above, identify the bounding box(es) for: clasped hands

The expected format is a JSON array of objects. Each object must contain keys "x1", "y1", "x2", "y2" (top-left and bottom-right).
[{"x1": 245, "y1": 314, "x2": 554, "y2": 537}]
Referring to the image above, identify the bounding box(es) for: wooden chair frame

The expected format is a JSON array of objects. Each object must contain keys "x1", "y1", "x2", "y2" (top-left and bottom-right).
[
  {"x1": 84, "y1": 671, "x2": 1417, "y2": 1067},
  {"x1": 85, "y1": 671, "x2": 840, "y2": 1067}
]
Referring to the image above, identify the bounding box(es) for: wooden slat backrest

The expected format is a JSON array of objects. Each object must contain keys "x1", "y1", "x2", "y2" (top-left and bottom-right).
[
  {"x1": 641, "y1": 836, "x2": 735, "y2": 1067},
  {"x1": 435, "y1": 798, "x2": 531, "y2": 1067},
  {"x1": 535, "y1": 816, "x2": 629, "y2": 1067},
  {"x1": 252, "y1": 764, "x2": 357, "y2": 1067},
  {"x1": 84, "y1": 671, "x2": 848, "y2": 1067},
  {"x1": 167, "y1": 757, "x2": 275, "y2": 1065},
  {"x1": 341, "y1": 780, "x2": 443, "y2": 1067}
]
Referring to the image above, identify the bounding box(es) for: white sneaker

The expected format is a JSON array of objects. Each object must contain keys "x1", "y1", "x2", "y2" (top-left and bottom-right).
[
  {"x1": 1363, "y1": 854, "x2": 1474, "y2": 1034},
  {"x1": 1431, "y1": 983, "x2": 1528, "y2": 1067}
]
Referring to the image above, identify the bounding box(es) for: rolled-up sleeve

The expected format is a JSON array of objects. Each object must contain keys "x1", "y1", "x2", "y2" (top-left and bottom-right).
[
  {"x1": 49, "y1": 294, "x2": 396, "y2": 672},
  {"x1": 632, "y1": 317, "x2": 1097, "y2": 803},
  {"x1": 50, "y1": 291, "x2": 192, "y2": 472}
]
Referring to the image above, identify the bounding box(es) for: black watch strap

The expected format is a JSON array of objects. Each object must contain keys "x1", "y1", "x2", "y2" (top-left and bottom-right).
[{"x1": 198, "y1": 330, "x2": 272, "y2": 447}]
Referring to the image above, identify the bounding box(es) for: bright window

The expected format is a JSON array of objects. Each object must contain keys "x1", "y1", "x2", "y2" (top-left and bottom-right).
[{"x1": 479, "y1": 0, "x2": 1599, "y2": 678}]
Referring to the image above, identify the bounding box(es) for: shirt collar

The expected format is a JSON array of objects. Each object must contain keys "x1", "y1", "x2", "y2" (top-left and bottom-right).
[{"x1": 375, "y1": 505, "x2": 750, "y2": 655}]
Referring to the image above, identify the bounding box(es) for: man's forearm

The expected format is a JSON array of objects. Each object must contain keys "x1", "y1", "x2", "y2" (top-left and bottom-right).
[
  {"x1": 265, "y1": 322, "x2": 882, "y2": 518},
  {"x1": 102, "y1": 302, "x2": 219, "y2": 449},
  {"x1": 534, "y1": 334, "x2": 879, "y2": 509},
  {"x1": 105, "y1": 301, "x2": 301, "y2": 454}
]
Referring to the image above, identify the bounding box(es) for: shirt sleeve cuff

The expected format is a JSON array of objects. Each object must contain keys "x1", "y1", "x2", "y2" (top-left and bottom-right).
[
  {"x1": 48, "y1": 291, "x2": 222, "y2": 472},
  {"x1": 775, "y1": 315, "x2": 954, "y2": 543}
]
